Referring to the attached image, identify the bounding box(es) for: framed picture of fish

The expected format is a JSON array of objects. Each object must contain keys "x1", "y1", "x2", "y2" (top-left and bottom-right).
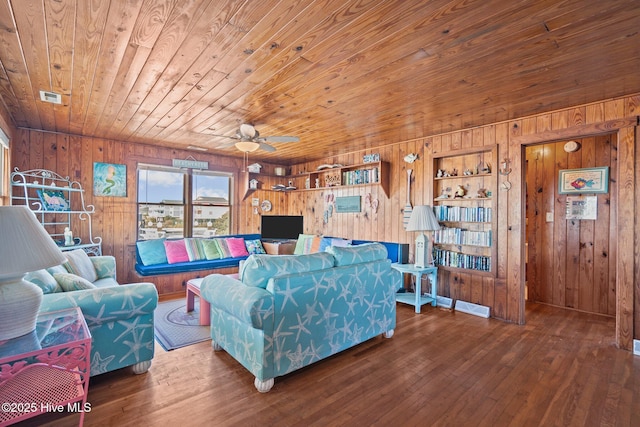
[
  {"x1": 558, "y1": 167, "x2": 609, "y2": 194},
  {"x1": 94, "y1": 162, "x2": 127, "y2": 197}
]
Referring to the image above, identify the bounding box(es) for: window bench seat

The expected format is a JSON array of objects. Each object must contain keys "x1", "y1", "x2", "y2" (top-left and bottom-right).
[{"x1": 134, "y1": 233, "x2": 261, "y2": 276}]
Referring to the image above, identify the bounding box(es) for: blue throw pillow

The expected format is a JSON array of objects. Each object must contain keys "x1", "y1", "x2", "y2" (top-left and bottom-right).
[
  {"x1": 136, "y1": 239, "x2": 168, "y2": 266},
  {"x1": 245, "y1": 239, "x2": 266, "y2": 254},
  {"x1": 326, "y1": 243, "x2": 387, "y2": 266}
]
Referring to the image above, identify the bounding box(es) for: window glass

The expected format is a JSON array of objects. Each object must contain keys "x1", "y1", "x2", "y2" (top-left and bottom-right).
[
  {"x1": 137, "y1": 166, "x2": 232, "y2": 240},
  {"x1": 192, "y1": 172, "x2": 230, "y2": 237},
  {"x1": 138, "y1": 167, "x2": 185, "y2": 240}
]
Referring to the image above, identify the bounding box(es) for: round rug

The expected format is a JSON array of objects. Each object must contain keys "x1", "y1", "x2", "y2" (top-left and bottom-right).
[{"x1": 166, "y1": 303, "x2": 201, "y2": 326}]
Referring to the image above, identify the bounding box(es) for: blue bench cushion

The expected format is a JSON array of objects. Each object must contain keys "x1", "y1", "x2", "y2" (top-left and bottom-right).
[{"x1": 135, "y1": 234, "x2": 260, "y2": 276}]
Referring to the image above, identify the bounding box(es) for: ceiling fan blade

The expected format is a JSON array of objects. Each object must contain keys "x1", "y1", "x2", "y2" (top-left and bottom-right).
[
  {"x1": 240, "y1": 123, "x2": 256, "y2": 138},
  {"x1": 264, "y1": 135, "x2": 299, "y2": 143},
  {"x1": 259, "y1": 142, "x2": 276, "y2": 152}
]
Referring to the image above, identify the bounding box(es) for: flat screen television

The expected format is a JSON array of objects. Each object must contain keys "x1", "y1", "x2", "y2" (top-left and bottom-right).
[{"x1": 261, "y1": 215, "x2": 304, "y2": 241}]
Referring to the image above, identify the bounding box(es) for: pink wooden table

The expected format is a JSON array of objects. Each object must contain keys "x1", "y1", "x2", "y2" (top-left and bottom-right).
[
  {"x1": 0, "y1": 307, "x2": 91, "y2": 426},
  {"x1": 186, "y1": 278, "x2": 210, "y2": 326}
]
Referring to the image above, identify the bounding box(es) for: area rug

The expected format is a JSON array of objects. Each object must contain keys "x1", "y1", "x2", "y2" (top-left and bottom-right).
[{"x1": 154, "y1": 298, "x2": 210, "y2": 351}]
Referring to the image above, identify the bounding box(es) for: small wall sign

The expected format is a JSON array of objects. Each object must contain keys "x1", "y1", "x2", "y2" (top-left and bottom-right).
[
  {"x1": 335, "y1": 196, "x2": 361, "y2": 213},
  {"x1": 566, "y1": 196, "x2": 597, "y2": 220},
  {"x1": 172, "y1": 158, "x2": 209, "y2": 169}
]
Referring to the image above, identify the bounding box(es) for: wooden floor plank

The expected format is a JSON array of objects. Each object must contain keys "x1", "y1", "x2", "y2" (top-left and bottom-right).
[{"x1": 16, "y1": 302, "x2": 639, "y2": 427}]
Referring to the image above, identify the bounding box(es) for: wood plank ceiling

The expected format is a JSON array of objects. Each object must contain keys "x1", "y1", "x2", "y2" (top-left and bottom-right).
[{"x1": 0, "y1": 0, "x2": 639, "y2": 164}]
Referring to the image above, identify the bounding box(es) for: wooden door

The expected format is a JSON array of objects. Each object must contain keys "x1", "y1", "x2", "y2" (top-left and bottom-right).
[{"x1": 525, "y1": 135, "x2": 616, "y2": 316}]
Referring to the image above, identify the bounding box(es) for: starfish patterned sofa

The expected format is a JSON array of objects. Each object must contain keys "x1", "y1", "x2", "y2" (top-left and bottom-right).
[
  {"x1": 25, "y1": 249, "x2": 158, "y2": 376},
  {"x1": 200, "y1": 243, "x2": 400, "y2": 392}
]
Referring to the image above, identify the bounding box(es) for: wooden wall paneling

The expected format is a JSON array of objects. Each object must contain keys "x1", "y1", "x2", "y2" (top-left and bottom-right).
[
  {"x1": 379, "y1": 144, "x2": 392, "y2": 243},
  {"x1": 482, "y1": 276, "x2": 495, "y2": 310},
  {"x1": 577, "y1": 138, "x2": 596, "y2": 313},
  {"x1": 540, "y1": 137, "x2": 556, "y2": 304},
  {"x1": 525, "y1": 145, "x2": 542, "y2": 303},
  {"x1": 470, "y1": 273, "x2": 483, "y2": 305},
  {"x1": 68, "y1": 135, "x2": 85, "y2": 247},
  {"x1": 12, "y1": 130, "x2": 29, "y2": 172},
  {"x1": 410, "y1": 139, "x2": 423, "y2": 207},
  {"x1": 616, "y1": 126, "x2": 635, "y2": 350},
  {"x1": 585, "y1": 102, "x2": 605, "y2": 125},
  {"x1": 91, "y1": 136, "x2": 106, "y2": 255},
  {"x1": 608, "y1": 134, "x2": 619, "y2": 317},
  {"x1": 521, "y1": 117, "x2": 537, "y2": 136},
  {"x1": 495, "y1": 123, "x2": 509, "y2": 283},
  {"x1": 564, "y1": 144, "x2": 582, "y2": 310},
  {"x1": 552, "y1": 140, "x2": 568, "y2": 308},
  {"x1": 593, "y1": 135, "x2": 612, "y2": 315},
  {"x1": 392, "y1": 143, "x2": 404, "y2": 245},
  {"x1": 604, "y1": 98, "x2": 626, "y2": 122},
  {"x1": 552, "y1": 109, "x2": 569, "y2": 131},
  {"x1": 506, "y1": 120, "x2": 524, "y2": 324},
  {"x1": 472, "y1": 127, "x2": 484, "y2": 148},
  {"x1": 636, "y1": 125, "x2": 640, "y2": 339}
]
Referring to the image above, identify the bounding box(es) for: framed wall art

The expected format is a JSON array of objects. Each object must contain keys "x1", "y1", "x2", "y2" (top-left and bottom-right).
[
  {"x1": 36, "y1": 189, "x2": 70, "y2": 211},
  {"x1": 94, "y1": 162, "x2": 127, "y2": 197},
  {"x1": 558, "y1": 167, "x2": 609, "y2": 194}
]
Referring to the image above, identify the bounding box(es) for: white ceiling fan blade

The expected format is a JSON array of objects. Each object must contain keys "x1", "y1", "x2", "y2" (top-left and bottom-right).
[
  {"x1": 240, "y1": 123, "x2": 256, "y2": 138},
  {"x1": 259, "y1": 142, "x2": 276, "y2": 152},
  {"x1": 264, "y1": 135, "x2": 299, "y2": 143}
]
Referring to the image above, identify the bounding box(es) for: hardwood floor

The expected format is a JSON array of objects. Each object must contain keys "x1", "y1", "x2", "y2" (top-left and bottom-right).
[{"x1": 19, "y1": 302, "x2": 639, "y2": 427}]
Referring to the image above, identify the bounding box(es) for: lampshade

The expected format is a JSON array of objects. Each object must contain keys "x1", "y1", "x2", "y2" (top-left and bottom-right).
[
  {"x1": 235, "y1": 141, "x2": 260, "y2": 153},
  {"x1": 0, "y1": 206, "x2": 67, "y2": 340},
  {"x1": 406, "y1": 205, "x2": 440, "y2": 269},
  {"x1": 0, "y1": 206, "x2": 66, "y2": 276},
  {"x1": 406, "y1": 205, "x2": 441, "y2": 232}
]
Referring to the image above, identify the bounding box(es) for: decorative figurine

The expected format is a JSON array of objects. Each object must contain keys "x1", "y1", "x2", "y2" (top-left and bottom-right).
[
  {"x1": 454, "y1": 184, "x2": 466, "y2": 198},
  {"x1": 64, "y1": 227, "x2": 74, "y2": 246},
  {"x1": 477, "y1": 188, "x2": 488, "y2": 198}
]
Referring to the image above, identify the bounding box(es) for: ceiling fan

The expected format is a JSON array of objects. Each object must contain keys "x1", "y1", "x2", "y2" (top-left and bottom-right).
[{"x1": 214, "y1": 124, "x2": 300, "y2": 153}]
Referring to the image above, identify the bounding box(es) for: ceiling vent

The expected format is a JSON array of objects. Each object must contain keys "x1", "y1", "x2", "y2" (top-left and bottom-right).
[{"x1": 39, "y1": 90, "x2": 62, "y2": 104}]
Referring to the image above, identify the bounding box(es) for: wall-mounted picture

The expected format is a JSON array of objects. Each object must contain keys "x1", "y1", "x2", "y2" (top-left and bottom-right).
[
  {"x1": 94, "y1": 162, "x2": 127, "y2": 197},
  {"x1": 36, "y1": 189, "x2": 70, "y2": 211},
  {"x1": 558, "y1": 167, "x2": 609, "y2": 194}
]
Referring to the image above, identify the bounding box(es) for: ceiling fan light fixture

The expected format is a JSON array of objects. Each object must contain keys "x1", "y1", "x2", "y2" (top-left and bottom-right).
[{"x1": 235, "y1": 141, "x2": 260, "y2": 153}]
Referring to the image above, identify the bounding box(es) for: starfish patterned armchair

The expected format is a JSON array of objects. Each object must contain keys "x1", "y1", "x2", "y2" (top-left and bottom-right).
[
  {"x1": 25, "y1": 250, "x2": 158, "y2": 376},
  {"x1": 201, "y1": 243, "x2": 400, "y2": 392}
]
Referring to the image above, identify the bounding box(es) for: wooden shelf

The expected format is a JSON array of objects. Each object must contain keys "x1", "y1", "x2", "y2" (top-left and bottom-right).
[
  {"x1": 434, "y1": 173, "x2": 491, "y2": 180},
  {"x1": 241, "y1": 161, "x2": 390, "y2": 199},
  {"x1": 432, "y1": 147, "x2": 497, "y2": 276}
]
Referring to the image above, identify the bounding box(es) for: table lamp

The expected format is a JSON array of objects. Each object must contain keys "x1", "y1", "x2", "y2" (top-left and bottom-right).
[
  {"x1": 0, "y1": 206, "x2": 67, "y2": 340},
  {"x1": 406, "y1": 205, "x2": 441, "y2": 268}
]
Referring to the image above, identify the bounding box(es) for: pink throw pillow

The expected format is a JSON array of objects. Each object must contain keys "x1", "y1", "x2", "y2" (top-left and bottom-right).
[
  {"x1": 164, "y1": 239, "x2": 189, "y2": 264},
  {"x1": 226, "y1": 237, "x2": 249, "y2": 257}
]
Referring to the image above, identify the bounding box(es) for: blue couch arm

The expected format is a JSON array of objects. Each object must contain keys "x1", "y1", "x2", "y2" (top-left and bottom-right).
[
  {"x1": 40, "y1": 283, "x2": 158, "y2": 376},
  {"x1": 201, "y1": 274, "x2": 273, "y2": 330},
  {"x1": 40, "y1": 283, "x2": 158, "y2": 324}
]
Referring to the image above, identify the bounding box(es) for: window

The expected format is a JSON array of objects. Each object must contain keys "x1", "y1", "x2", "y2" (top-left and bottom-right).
[{"x1": 137, "y1": 165, "x2": 231, "y2": 240}]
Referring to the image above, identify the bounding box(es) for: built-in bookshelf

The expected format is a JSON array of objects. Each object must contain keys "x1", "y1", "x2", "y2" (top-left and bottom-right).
[
  {"x1": 432, "y1": 147, "x2": 497, "y2": 276},
  {"x1": 433, "y1": 249, "x2": 492, "y2": 272}
]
